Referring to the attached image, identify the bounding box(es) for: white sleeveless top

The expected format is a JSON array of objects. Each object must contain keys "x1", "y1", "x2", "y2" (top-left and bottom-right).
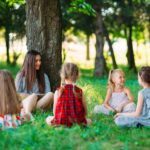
[{"x1": 109, "y1": 92, "x2": 129, "y2": 109}]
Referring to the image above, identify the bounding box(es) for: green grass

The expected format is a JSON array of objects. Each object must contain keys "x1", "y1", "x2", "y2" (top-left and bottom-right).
[
  {"x1": 0, "y1": 63, "x2": 150, "y2": 150},
  {"x1": 0, "y1": 61, "x2": 20, "y2": 77}
]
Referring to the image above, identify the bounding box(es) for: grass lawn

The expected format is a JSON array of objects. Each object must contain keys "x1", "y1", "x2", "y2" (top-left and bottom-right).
[{"x1": 0, "y1": 62, "x2": 149, "y2": 150}]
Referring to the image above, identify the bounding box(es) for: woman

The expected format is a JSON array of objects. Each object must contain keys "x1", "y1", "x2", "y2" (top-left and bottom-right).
[{"x1": 15, "y1": 50, "x2": 53, "y2": 113}]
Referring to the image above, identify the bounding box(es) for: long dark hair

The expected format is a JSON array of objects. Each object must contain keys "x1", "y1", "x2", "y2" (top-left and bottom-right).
[{"x1": 20, "y1": 50, "x2": 45, "y2": 93}]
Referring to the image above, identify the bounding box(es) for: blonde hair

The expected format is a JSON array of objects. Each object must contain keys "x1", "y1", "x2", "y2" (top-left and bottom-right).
[
  {"x1": 60, "y1": 62, "x2": 79, "y2": 84},
  {"x1": 107, "y1": 69, "x2": 125, "y2": 91},
  {"x1": 0, "y1": 70, "x2": 20, "y2": 115},
  {"x1": 59, "y1": 63, "x2": 80, "y2": 97}
]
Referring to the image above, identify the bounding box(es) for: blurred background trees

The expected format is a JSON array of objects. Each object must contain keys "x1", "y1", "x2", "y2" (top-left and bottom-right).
[
  {"x1": 26, "y1": 0, "x2": 62, "y2": 90},
  {"x1": 60, "y1": 0, "x2": 149, "y2": 76},
  {"x1": 0, "y1": 0, "x2": 25, "y2": 64},
  {"x1": 0, "y1": 0, "x2": 149, "y2": 81}
]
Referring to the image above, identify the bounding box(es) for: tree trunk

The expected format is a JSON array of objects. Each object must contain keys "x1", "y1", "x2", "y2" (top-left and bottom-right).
[
  {"x1": 103, "y1": 24, "x2": 117, "y2": 69},
  {"x1": 126, "y1": 24, "x2": 137, "y2": 73},
  {"x1": 94, "y1": 11, "x2": 108, "y2": 77},
  {"x1": 26, "y1": 0, "x2": 62, "y2": 91},
  {"x1": 5, "y1": 26, "x2": 10, "y2": 64},
  {"x1": 86, "y1": 34, "x2": 90, "y2": 60}
]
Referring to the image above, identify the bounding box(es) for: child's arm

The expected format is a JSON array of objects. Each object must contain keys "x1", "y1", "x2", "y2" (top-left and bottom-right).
[
  {"x1": 82, "y1": 94, "x2": 87, "y2": 115},
  {"x1": 124, "y1": 87, "x2": 134, "y2": 102},
  {"x1": 104, "y1": 88, "x2": 115, "y2": 112},
  {"x1": 115, "y1": 88, "x2": 134, "y2": 112},
  {"x1": 53, "y1": 90, "x2": 59, "y2": 115},
  {"x1": 115, "y1": 92, "x2": 143, "y2": 117}
]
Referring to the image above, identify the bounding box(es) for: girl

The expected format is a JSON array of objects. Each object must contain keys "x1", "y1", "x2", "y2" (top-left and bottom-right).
[
  {"x1": 115, "y1": 66, "x2": 150, "y2": 127},
  {"x1": 15, "y1": 50, "x2": 53, "y2": 113},
  {"x1": 0, "y1": 70, "x2": 31, "y2": 130},
  {"x1": 94, "y1": 69, "x2": 136, "y2": 115},
  {"x1": 46, "y1": 63, "x2": 91, "y2": 127}
]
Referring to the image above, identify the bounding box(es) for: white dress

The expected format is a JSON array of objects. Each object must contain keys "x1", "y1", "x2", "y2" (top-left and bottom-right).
[{"x1": 94, "y1": 92, "x2": 136, "y2": 115}]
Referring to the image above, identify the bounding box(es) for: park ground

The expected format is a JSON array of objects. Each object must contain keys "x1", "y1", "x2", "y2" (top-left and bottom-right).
[
  {"x1": 0, "y1": 33, "x2": 150, "y2": 150},
  {"x1": 0, "y1": 60, "x2": 150, "y2": 150}
]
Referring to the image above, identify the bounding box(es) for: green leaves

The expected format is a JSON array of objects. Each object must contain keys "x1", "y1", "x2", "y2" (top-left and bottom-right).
[
  {"x1": 6, "y1": 0, "x2": 25, "y2": 6},
  {"x1": 68, "y1": 0, "x2": 96, "y2": 16}
]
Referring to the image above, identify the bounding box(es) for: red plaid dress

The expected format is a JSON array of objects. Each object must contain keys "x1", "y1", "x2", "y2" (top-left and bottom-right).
[{"x1": 51, "y1": 84, "x2": 87, "y2": 127}]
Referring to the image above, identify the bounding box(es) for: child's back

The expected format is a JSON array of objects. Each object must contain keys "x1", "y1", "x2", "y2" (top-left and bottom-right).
[
  {"x1": 46, "y1": 63, "x2": 91, "y2": 127},
  {"x1": 51, "y1": 84, "x2": 87, "y2": 127},
  {"x1": 140, "y1": 88, "x2": 150, "y2": 119}
]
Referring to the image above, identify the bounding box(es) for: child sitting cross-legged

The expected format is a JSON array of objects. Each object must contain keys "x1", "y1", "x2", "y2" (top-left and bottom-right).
[
  {"x1": 94, "y1": 69, "x2": 136, "y2": 115},
  {"x1": 46, "y1": 63, "x2": 91, "y2": 127}
]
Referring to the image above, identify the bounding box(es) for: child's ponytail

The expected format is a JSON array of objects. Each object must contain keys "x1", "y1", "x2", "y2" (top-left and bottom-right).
[
  {"x1": 107, "y1": 69, "x2": 114, "y2": 91},
  {"x1": 58, "y1": 63, "x2": 80, "y2": 97},
  {"x1": 73, "y1": 83, "x2": 82, "y2": 98}
]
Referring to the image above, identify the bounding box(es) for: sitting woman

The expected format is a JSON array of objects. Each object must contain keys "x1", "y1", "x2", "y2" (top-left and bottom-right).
[{"x1": 15, "y1": 50, "x2": 53, "y2": 113}]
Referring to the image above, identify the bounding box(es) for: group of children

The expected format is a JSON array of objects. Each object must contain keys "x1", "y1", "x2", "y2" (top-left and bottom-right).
[
  {"x1": 0, "y1": 50, "x2": 150, "y2": 130},
  {"x1": 94, "y1": 67, "x2": 150, "y2": 127}
]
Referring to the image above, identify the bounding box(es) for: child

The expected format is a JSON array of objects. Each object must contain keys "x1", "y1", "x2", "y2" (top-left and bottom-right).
[
  {"x1": 15, "y1": 50, "x2": 53, "y2": 112},
  {"x1": 0, "y1": 70, "x2": 31, "y2": 130},
  {"x1": 46, "y1": 63, "x2": 91, "y2": 127},
  {"x1": 94, "y1": 69, "x2": 136, "y2": 115},
  {"x1": 115, "y1": 66, "x2": 150, "y2": 127}
]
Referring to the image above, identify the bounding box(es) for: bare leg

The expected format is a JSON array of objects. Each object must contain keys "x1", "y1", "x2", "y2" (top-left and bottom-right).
[
  {"x1": 36, "y1": 92, "x2": 54, "y2": 110},
  {"x1": 22, "y1": 93, "x2": 38, "y2": 113},
  {"x1": 46, "y1": 116, "x2": 54, "y2": 126}
]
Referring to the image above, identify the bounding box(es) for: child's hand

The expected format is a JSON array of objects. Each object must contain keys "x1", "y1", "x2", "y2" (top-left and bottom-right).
[
  {"x1": 115, "y1": 106, "x2": 122, "y2": 113},
  {"x1": 109, "y1": 108, "x2": 116, "y2": 113},
  {"x1": 114, "y1": 113, "x2": 121, "y2": 118}
]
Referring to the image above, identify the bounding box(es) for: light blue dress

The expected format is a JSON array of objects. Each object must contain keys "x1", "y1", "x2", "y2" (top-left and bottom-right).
[
  {"x1": 94, "y1": 92, "x2": 136, "y2": 115},
  {"x1": 115, "y1": 88, "x2": 150, "y2": 127},
  {"x1": 15, "y1": 72, "x2": 51, "y2": 94}
]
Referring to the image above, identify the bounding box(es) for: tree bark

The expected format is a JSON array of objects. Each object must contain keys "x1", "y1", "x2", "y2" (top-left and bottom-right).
[
  {"x1": 103, "y1": 24, "x2": 117, "y2": 69},
  {"x1": 26, "y1": 0, "x2": 62, "y2": 91},
  {"x1": 126, "y1": 24, "x2": 137, "y2": 73},
  {"x1": 94, "y1": 10, "x2": 108, "y2": 77},
  {"x1": 86, "y1": 34, "x2": 90, "y2": 60},
  {"x1": 126, "y1": 0, "x2": 137, "y2": 73},
  {"x1": 5, "y1": 26, "x2": 10, "y2": 64}
]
